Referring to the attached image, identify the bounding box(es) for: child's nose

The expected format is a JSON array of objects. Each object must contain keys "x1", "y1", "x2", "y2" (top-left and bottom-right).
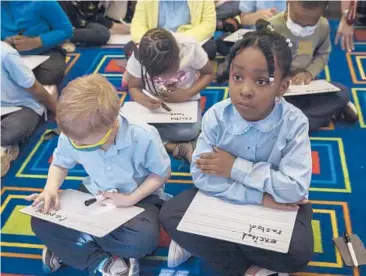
[{"x1": 239, "y1": 83, "x2": 254, "y2": 98}]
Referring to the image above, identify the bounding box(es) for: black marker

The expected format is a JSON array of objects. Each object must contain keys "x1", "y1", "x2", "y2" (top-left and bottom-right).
[{"x1": 84, "y1": 189, "x2": 117, "y2": 207}]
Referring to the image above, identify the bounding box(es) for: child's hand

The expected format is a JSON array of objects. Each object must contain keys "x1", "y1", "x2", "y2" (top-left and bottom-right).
[
  {"x1": 102, "y1": 192, "x2": 136, "y2": 207},
  {"x1": 26, "y1": 188, "x2": 60, "y2": 213},
  {"x1": 261, "y1": 193, "x2": 308, "y2": 211},
  {"x1": 139, "y1": 94, "x2": 162, "y2": 110},
  {"x1": 13, "y1": 36, "x2": 42, "y2": 52},
  {"x1": 291, "y1": 72, "x2": 313, "y2": 85},
  {"x1": 161, "y1": 87, "x2": 191, "y2": 103},
  {"x1": 195, "y1": 147, "x2": 235, "y2": 178}
]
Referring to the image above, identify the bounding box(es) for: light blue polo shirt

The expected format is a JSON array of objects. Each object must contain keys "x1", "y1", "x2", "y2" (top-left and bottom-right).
[
  {"x1": 52, "y1": 115, "x2": 171, "y2": 198},
  {"x1": 239, "y1": 0, "x2": 286, "y2": 14},
  {"x1": 158, "y1": 0, "x2": 191, "y2": 32},
  {"x1": 1, "y1": 42, "x2": 45, "y2": 115}
]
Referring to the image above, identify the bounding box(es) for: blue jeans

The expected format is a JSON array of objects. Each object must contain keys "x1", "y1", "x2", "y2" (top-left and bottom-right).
[{"x1": 31, "y1": 195, "x2": 162, "y2": 274}]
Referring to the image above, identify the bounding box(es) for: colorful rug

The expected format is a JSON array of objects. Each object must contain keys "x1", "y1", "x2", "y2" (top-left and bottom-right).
[{"x1": 2, "y1": 21, "x2": 366, "y2": 276}]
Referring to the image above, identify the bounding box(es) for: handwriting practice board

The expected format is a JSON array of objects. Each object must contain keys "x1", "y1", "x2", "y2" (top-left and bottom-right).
[
  {"x1": 121, "y1": 101, "x2": 198, "y2": 123},
  {"x1": 20, "y1": 189, "x2": 144, "y2": 237},
  {"x1": 286, "y1": 80, "x2": 340, "y2": 96},
  {"x1": 1, "y1": 106, "x2": 22, "y2": 116},
  {"x1": 177, "y1": 191, "x2": 298, "y2": 253},
  {"x1": 21, "y1": 55, "x2": 50, "y2": 70},
  {"x1": 107, "y1": 34, "x2": 132, "y2": 45},
  {"x1": 224, "y1": 29, "x2": 252, "y2": 43}
]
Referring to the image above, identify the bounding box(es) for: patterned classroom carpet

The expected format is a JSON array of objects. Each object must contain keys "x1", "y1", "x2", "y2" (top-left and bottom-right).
[{"x1": 1, "y1": 21, "x2": 366, "y2": 276}]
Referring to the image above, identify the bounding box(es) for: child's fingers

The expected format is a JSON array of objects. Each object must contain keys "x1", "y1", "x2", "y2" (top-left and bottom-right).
[
  {"x1": 295, "y1": 199, "x2": 309, "y2": 205},
  {"x1": 43, "y1": 196, "x2": 51, "y2": 213},
  {"x1": 102, "y1": 192, "x2": 117, "y2": 200},
  {"x1": 26, "y1": 193, "x2": 39, "y2": 201},
  {"x1": 54, "y1": 195, "x2": 60, "y2": 210},
  {"x1": 199, "y1": 152, "x2": 215, "y2": 159}
]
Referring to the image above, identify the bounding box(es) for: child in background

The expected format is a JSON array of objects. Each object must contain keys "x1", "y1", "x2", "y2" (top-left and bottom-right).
[
  {"x1": 270, "y1": 0, "x2": 358, "y2": 131},
  {"x1": 160, "y1": 20, "x2": 314, "y2": 275},
  {"x1": 28, "y1": 75, "x2": 171, "y2": 275},
  {"x1": 1, "y1": 41, "x2": 57, "y2": 177},
  {"x1": 216, "y1": 0, "x2": 286, "y2": 80},
  {"x1": 127, "y1": 28, "x2": 215, "y2": 163},
  {"x1": 215, "y1": 0, "x2": 241, "y2": 32}
]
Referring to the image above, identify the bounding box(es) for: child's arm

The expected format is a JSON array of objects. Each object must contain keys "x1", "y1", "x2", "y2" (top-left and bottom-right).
[
  {"x1": 129, "y1": 74, "x2": 162, "y2": 110},
  {"x1": 304, "y1": 21, "x2": 331, "y2": 79},
  {"x1": 191, "y1": 110, "x2": 265, "y2": 205},
  {"x1": 187, "y1": 61, "x2": 215, "y2": 97},
  {"x1": 104, "y1": 127, "x2": 171, "y2": 207},
  {"x1": 191, "y1": 110, "x2": 312, "y2": 203},
  {"x1": 26, "y1": 80, "x2": 57, "y2": 114},
  {"x1": 126, "y1": 52, "x2": 162, "y2": 110},
  {"x1": 239, "y1": 1, "x2": 277, "y2": 26},
  {"x1": 162, "y1": 61, "x2": 215, "y2": 103},
  {"x1": 26, "y1": 134, "x2": 77, "y2": 212}
]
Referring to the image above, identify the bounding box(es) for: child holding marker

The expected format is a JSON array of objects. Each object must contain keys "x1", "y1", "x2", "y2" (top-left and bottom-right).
[
  {"x1": 28, "y1": 74, "x2": 171, "y2": 276},
  {"x1": 269, "y1": 0, "x2": 358, "y2": 131},
  {"x1": 127, "y1": 28, "x2": 215, "y2": 163},
  {"x1": 160, "y1": 20, "x2": 314, "y2": 275}
]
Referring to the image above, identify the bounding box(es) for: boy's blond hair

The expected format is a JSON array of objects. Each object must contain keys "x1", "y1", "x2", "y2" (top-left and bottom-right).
[{"x1": 57, "y1": 74, "x2": 120, "y2": 139}]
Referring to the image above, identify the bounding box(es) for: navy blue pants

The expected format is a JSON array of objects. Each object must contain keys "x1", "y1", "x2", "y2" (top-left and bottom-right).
[
  {"x1": 160, "y1": 189, "x2": 314, "y2": 276},
  {"x1": 31, "y1": 195, "x2": 162, "y2": 274}
]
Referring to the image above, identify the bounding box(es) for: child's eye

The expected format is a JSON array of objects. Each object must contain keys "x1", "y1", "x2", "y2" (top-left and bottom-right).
[
  {"x1": 232, "y1": 74, "x2": 242, "y2": 81},
  {"x1": 256, "y1": 79, "x2": 270, "y2": 86}
]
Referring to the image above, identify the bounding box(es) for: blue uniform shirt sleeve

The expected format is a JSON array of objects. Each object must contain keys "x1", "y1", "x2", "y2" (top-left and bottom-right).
[
  {"x1": 52, "y1": 133, "x2": 78, "y2": 170},
  {"x1": 3, "y1": 52, "x2": 35, "y2": 89},
  {"x1": 191, "y1": 109, "x2": 263, "y2": 205},
  {"x1": 230, "y1": 117, "x2": 311, "y2": 203},
  {"x1": 142, "y1": 127, "x2": 171, "y2": 178},
  {"x1": 38, "y1": 1, "x2": 73, "y2": 48},
  {"x1": 239, "y1": 0, "x2": 256, "y2": 13}
]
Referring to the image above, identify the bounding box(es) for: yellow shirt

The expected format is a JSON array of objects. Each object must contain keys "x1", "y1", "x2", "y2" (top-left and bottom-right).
[{"x1": 131, "y1": 0, "x2": 216, "y2": 43}]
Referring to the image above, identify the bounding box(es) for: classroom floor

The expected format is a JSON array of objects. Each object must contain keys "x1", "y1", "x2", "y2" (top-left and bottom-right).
[{"x1": 1, "y1": 21, "x2": 366, "y2": 276}]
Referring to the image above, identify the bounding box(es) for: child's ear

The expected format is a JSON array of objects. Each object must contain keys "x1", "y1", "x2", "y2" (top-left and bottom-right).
[{"x1": 277, "y1": 77, "x2": 291, "y2": 97}]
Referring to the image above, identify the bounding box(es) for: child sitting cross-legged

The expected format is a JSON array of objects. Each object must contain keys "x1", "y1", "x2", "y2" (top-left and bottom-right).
[
  {"x1": 27, "y1": 74, "x2": 171, "y2": 276},
  {"x1": 127, "y1": 28, "x2": 215, "y2": 163},
  {"x1": 160, "y1": 20, "x2": 314, "y2": 275}
]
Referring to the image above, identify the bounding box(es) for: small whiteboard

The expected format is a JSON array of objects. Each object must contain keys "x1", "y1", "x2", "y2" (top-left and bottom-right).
[
  {"x1": 1, "y1": 106, "x2": 22, "y2": 116},
  {"x1": 108, "y1": 34, "x2": 132, "y2": 45},
  {"x1": 178, "y1": 191, "x2": 298, "y2": 253},
  {"x1": 224, "y1": 29, "x2": 252, "y2": 43},
  {"x1": 20, "y1": 189, "x2": 144, "y2": 238},
  {"x1": 21, "y1": 55, "x2": 49, "y2": 70},
  {"x1": 286, "y1": 80, "x2": 340, "y2": 96},
  {"x1": 121, "y1": 101, "x2": 198, "y2": 124}
]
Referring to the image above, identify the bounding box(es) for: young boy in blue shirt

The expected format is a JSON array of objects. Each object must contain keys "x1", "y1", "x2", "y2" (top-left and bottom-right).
[
  {"x1": 1, "y1": 41, "x2": 57, "y2": 177},
  {"x1": 28, "y1": 74, "x2": 171, "y2": 275}
]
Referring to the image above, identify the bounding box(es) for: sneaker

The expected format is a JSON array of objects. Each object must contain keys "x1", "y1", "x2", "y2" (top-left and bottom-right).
[
  {"x1": 245, "y1": 265, "x2": 288, "y2": 276},
  {"x1": 1, "y1": 145, "x2": 19, "y2": 177},
  {"x1": 101, "y1": 257, "x2": 139, "y2": 276},
  {"x1": 167, "y1": 240, "x2": 192, "y2": 268},
  {"x1": 172, "y1": 141, "x2": 196, "y2": 163},
  {"x1": 62, "y1": 42, "x2": 76, "y2": 53},
  {"x1": 42, "y1": 247, "x2": 63, "y2": 273},
  {"x1": 340, "y1": 101, "x2": 358, "y2": 123}
]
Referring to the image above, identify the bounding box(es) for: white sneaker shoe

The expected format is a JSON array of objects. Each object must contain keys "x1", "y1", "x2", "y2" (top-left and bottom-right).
[
  {"x1": 101, "y1": 257, "x2": 139, "y2": 276},
  {"x1": 245, "y1": 265, "x2": 288, "y2": 276},
  {"x1": 1, "y1": 145, "x2": 19, "y2": 177},
  {"x1": 167, "y1": 240, "x2": 192, "y2": 268}
]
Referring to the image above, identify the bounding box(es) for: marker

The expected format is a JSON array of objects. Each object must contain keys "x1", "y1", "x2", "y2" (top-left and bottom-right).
[
  {"x1": 84, "y1": 189, "x2": 117, "y2": 207},
  {"x1": 344, "y1": 231, "x2": 358, "y2": 267}
]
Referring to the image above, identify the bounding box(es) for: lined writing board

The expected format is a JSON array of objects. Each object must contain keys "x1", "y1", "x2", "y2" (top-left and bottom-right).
[{"x1": 178, "y1": 191, "x2": 298, "y2": 253}]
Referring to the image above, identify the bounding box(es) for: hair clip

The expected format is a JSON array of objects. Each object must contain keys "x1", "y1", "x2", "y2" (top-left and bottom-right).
[
  {"x1": 266, "y1": 24, "x2": 274, "y2": 32},
  {"x1": 286, "y1": 39, "x2": 293, "y2": 48},
  {"x1": 269, "y1": 76, "x2": 275, "y2": 82}
]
